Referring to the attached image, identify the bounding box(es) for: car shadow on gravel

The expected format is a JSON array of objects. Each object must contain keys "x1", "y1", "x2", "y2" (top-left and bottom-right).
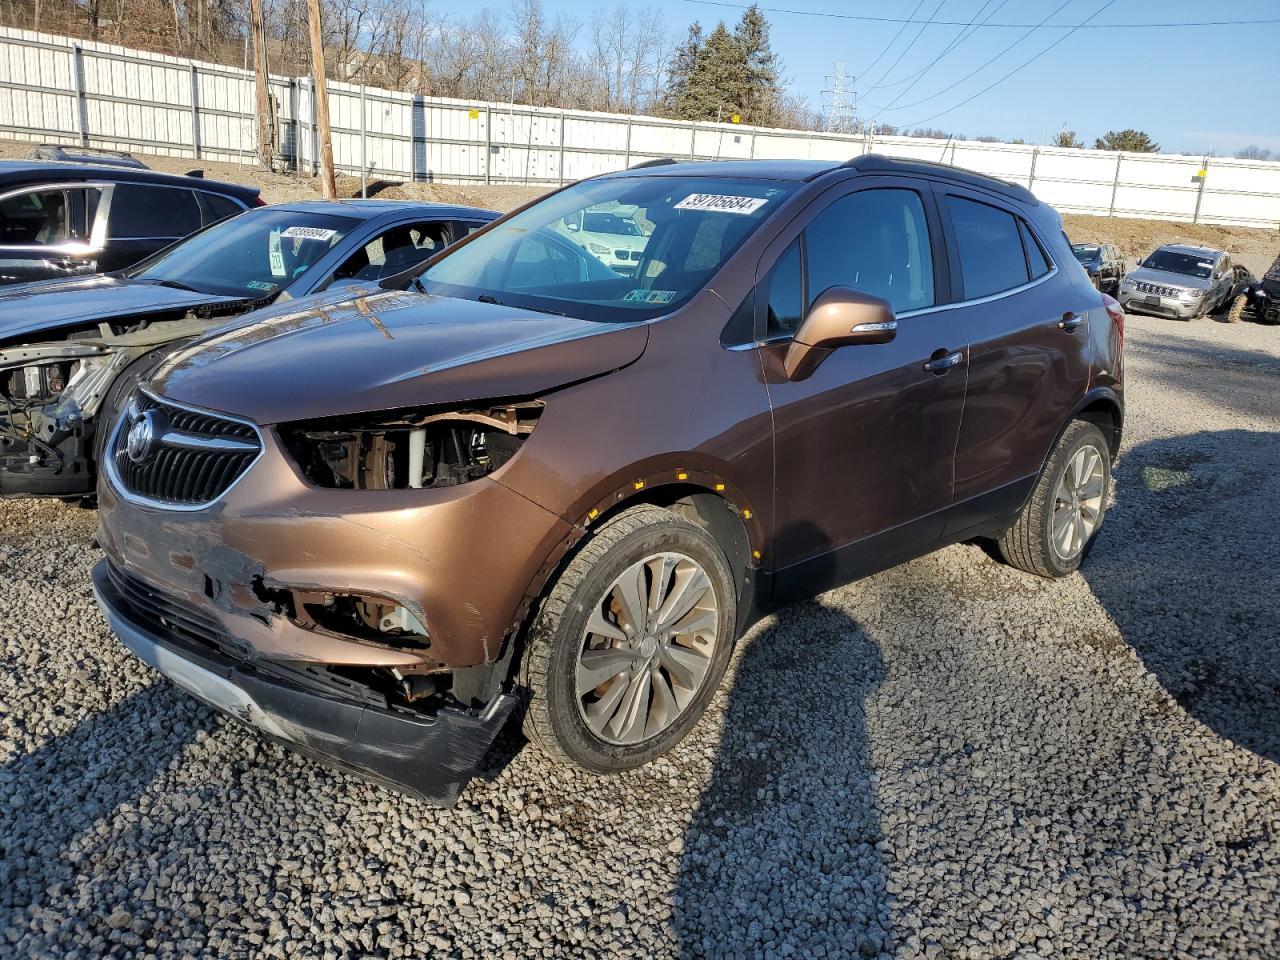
[
  {"x1": 0, "y1": 684, "x2": 197, "y2": 931},
  {"x1": 1082, "y1": 428, "x2": 1280, "y2": 764},
  {"x1": 674, "y1": 532, "x2": 892, "y2": 958}
]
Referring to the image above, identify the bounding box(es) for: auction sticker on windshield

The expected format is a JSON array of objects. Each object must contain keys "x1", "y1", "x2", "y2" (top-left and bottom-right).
[
  {"x1": 673, "y1": 194, "x2": 769, "y2": 215},
  {"x1": 281, "y1": 226, "x2": 338, "y2": 242}
]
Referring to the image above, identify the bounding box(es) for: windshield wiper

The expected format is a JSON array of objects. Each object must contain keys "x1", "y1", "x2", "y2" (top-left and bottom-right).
[
  {"x1": 140, "y1": 278, "x2": 203, "y2": 294},
  {"x1": 475, "y1": 293, "x2": 566, "y2": 317}
]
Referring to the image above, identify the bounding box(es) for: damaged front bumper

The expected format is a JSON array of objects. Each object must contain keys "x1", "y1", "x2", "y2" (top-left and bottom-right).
[{"x1": 93, "y1": 560, "x2": 517, "y2": 806}]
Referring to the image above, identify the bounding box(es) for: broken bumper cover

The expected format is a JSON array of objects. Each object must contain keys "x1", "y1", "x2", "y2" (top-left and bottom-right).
[{"x1": 92, "y1": 560, "x2": 516, "y2": 807}]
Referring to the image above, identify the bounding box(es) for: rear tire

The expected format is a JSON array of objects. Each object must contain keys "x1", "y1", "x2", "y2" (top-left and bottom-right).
[
  {"x1": 998, "y1": 421, "x2": 1111, "y2": 578},
  {"x1": 521, "y1": 505, "x2": 737, "y2": 773},
  {"x1": 1226, "y1": 294, "x2": 1249, "y2": 324}
]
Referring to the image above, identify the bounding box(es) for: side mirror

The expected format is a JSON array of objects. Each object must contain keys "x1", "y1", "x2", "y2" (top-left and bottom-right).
[{"x1": 783, "y1": 286, "x2": 897, "y2": 381}]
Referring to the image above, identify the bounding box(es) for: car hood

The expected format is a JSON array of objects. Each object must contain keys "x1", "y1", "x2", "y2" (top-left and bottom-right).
[
  {"x1": 1127, "y1": 267, "x2": 1210, "y2": 290},
  {"x1": 151, "y1": 287, "x2": 650, "y2": 424},
  {"x1": 0, "y1": 274, "x2": 246, "y2": 344}
]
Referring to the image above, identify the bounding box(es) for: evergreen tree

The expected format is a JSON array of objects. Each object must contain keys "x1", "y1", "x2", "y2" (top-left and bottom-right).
[
  {"x1": 1052, "y1": 129, "x2": 1084, "y2": 149},
  {"x1": 1094, "y1": 129, "x2": 1160, "y2": 152},
  {"x1": 662, "y1": 22, "x2": 703, "y2": 117},
  {"x1": 734, "y1": 4, "x2": 780, "y2": 125},
  {"x1": 679, "y1": 22, "x2": 741, "y2": 121}
]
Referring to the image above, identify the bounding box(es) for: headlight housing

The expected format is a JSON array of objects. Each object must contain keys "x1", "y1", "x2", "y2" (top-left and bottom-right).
[
  {"x1": 587, "y1": 241, "x2": 611, "y2": 256},
  {"x1": 281, "y1": 402, "x2": 542, "y2": 490},
  {"x1": 1185, "y1": 288, "x2": 1204, "y2": 300}
]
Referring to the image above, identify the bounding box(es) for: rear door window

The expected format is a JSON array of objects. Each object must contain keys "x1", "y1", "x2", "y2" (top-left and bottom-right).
[
  {"x1": 804, "y1": 188, "x2": 935, "y2": 314},
  {"x1": 195, "y1": 191, "x2": 244, "y2": 225},
  {"x1": 945, "y1": 195, "x2": 1032, "y2": 299},
  {"x1": 334, "y1": 221, "x2": 452, "y2": 282},
  {"x1": 108, "y1": 184, "x2": 200, "y2": 239},
  {"x1": 1019, "y1": 221, "x2": 1053, "y2": 279}
]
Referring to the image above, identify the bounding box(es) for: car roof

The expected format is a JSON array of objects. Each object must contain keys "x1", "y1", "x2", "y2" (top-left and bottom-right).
[
  {"x1": 1156, "y1": 243, "x2": 1223, "y2": 257},
  {"x1": 602, "y1": 153, "x2": 1038, "y2": 206},
  {"x1": 266, "y1": 199, "x2": 500, "y2": 220},
  {"x1": 0, "y1": 159, "x2": 260, "y2": 200}
]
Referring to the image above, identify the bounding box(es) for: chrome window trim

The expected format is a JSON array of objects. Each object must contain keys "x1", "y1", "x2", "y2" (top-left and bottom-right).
[
  {"x1": 725, "y1": 265, "x2": 1059, "y2": 352},
  {"x1": 103, "y1": 386, "x2": 266, "y2": 513}
]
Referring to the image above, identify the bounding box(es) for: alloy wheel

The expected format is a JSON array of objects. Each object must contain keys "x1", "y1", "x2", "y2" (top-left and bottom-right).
[
  {"x1": 575, "y1": 552, "x2": 720, "y2": 745},
  {"x1": 1051, "y1": 444, "x2": 1106, "y2": 561}
]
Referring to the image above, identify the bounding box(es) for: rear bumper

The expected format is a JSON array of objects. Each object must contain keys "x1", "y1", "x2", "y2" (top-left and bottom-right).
[{"x1": 92, "y1": 560, "x2": 516, "y2": 806}]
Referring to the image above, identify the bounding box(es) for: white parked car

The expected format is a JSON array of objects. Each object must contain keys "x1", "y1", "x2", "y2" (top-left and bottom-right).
[{"x1": 554, "y1": 207, "x2": 650, "y2": 276}]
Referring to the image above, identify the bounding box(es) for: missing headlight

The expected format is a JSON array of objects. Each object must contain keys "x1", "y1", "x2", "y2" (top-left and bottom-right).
[{"x1": 282, "y1": 402, "x2": 542, "y2": 490}]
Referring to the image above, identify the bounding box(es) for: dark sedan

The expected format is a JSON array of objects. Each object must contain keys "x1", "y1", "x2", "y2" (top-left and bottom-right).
[{"x1": 0, "y1": 199, "x2": 497, "y2": 498}]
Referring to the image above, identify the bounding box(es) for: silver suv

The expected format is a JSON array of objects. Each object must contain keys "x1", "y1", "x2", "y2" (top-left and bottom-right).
[{"x1": 1117, "y1": 243, "x2": 1234, "y2": 320}]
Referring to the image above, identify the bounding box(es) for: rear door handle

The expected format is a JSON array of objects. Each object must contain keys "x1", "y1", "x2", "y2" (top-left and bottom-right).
[
  {"x1": 1059, "y1": 312, "x2": 1083, "y2": 333},
  {"x1": 923, "y1": 350, "x2": 963, "y2": 374}
]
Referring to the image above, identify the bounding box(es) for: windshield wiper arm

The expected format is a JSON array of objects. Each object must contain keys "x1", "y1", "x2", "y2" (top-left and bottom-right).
[
  {"x1": 140, "y1": 278, "x2": 202, "y2": 293},
  {"x1": 475, "y1": 293, "x2": 565, "y2": 317}
]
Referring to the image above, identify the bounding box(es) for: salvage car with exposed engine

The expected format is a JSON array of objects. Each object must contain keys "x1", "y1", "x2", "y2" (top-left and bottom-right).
[
  {"x1": 1227, "y1": 253, "x2": 1279, "y2": 324},
  {"x1": 0, "y1": 200, "x2": 496, "y2": 498},
  {"x1": 1116, "y1": 243, "x2": 1234, "y2": 319},
  {"x1": 93, "y1": 155, "x2": 1124, "y2": 805}
]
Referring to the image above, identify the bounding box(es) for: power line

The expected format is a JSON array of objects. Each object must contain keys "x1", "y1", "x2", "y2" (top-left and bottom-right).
[
  {"x1": 901, "y1": 0, "x2": 1120, "y2": 128},
  {"x1": 684, "y1": 0, "x2": 1280, "y2": 29},
  {"x1": 853, "y1": 0, "x2": 927, "y2": 82},
  {"x1": 869, "y1": 0, "x2": 1010, "y2": 91},
  {"x1": 864, "y1": 0, "x2": 1006, "y2": 109},
  {"x1": 862, "y1": 0, "x2": 948, "y2": 95},
  {"x1": 862, "y1": 0, "x2": 1075, "y2": 117}
]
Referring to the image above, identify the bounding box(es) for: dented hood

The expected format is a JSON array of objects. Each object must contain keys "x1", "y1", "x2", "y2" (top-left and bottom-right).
[
  {"x1": 0, "y1": 274, "x2": 245, "y2": 344},
  {"x1": 151, "y1": 288, "x2": 649, "y2": 424}
]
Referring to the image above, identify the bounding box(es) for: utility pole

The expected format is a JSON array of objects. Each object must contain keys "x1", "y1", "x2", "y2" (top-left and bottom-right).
[
  {"x1": 249, "y1": 0, "x2": 272, "y2": 170},
  {"x1": 306, "y1": 0, "x2": 337, "y2": 199}
]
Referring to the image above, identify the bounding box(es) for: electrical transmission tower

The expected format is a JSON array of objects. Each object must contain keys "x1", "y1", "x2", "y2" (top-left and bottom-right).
[{"x1": 822, "y1": 60, "x2": 858, "y2": 135}]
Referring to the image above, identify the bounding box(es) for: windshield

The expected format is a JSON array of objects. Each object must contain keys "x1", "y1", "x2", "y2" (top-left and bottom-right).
[
  {"x1": 1142, "y1": 249, "x2": 1214, "y2": 279},
  {"x1": 129, "y1": 209, "x2": 359, "y2": 297},
  {"x1": 1072, "y1": 244, "x2": 1100, "y2": 262},
  {"x1": 419, "y1": 176, "x2": 797, "y2": 322}
]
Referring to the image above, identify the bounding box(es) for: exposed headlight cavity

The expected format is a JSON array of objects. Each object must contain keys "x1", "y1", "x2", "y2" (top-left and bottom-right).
[{"x1": 282, "y1": 402, "x2": 543, "y2": 490}]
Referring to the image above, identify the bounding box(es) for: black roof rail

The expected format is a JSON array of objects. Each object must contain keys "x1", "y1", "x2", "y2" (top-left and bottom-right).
[
  {"x1": 30, "y1": 143, "x2": 149, "y2": 170},
  {"x1": 841, "y1": 153, "x2": 1038, "y2": 205},
  {"x1": 629, "y1": 157, "x2": 679, "y2": 170}
]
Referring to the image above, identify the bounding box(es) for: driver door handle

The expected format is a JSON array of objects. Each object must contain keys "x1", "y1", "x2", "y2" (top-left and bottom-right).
[{"x1": 923, "y1": 350, "x2": 963, "y2": 374}]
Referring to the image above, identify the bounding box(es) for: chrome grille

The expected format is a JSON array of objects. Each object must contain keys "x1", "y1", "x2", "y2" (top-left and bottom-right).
[
  {"x1": 109, "y1": 391, "x2": 262, "y2": 508},
  {"x1": 1134, "y1": 281, "x2": 1179, "y2": 297}
]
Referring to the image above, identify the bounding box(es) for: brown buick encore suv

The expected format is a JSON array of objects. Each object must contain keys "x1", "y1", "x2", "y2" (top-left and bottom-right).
[{"x1": 93, "y1": 155, "x2": 1124, "y2": 805}]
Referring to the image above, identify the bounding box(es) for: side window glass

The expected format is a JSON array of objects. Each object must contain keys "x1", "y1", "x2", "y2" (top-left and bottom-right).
[
  {"x1": 805, "y1": 188, "x2": 935, "y2": 314},
  {"x1": 335, "y1": 221, "x2": 450, "y2": 281},
  {"x1": 765, "y1": 238, "x2": 804, "y2": 337},
  {"x1": 1019, "y1": 220, "x2": 1053, "y2": 280},
  {"x1": 0, "y1": 188, "x2": 72, "y2": 245},
  {"x1": 109, "y1": 184, "x2": 199, "y2": 238},
  {"x1": 946, "y1": 195, "x2": 1029, "y2": 298},
  {"x1": 503, "y1": 234, "x2": 582, "y2": 289},
  {"x1": 196, "y1": 191, "x2": 243, "y2": 225}
]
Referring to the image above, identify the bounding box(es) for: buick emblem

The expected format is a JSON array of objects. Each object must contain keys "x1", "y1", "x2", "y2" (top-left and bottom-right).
[{"x1": 125, "y1": 410, "x2": 160, "y2": 463}]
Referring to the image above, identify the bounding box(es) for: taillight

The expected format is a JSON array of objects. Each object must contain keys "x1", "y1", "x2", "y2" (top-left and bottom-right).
[
  {"x1": 251, "y1": 194, "x2": 267, "y2": 207},
  {"x1": 1102, "y1": 293, "x2": 1124, "y2": 350}
]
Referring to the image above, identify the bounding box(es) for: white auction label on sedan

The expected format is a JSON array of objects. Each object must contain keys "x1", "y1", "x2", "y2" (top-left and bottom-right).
[
  {"x1": 673, "y1": 194, "x2": 769, "y2": 215},
  {"x1": 281, "y1": 226, "x2": 338, "y2": 241}
]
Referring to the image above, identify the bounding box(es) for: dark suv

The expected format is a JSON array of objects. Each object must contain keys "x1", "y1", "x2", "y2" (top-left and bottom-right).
[
  {"x1": 93, "y1": 155, "x2": 1124, "y2": 805},
  {"x1": 0, "y1": 149, "x2": 261, "y2": 284},
  {"x1": 1071, "y1": 241, "x2": 1125, "y2": 293}
]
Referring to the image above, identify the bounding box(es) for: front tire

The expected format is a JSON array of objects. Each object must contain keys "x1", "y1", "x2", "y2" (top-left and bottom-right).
[
  {"x1": 998, "y1": 421, "x2": 1111, "y2": 578},
  {"x1": 521, "y1": 505, "x2": 737, "y2": 772},
  {"x1": 1226, "y1": 293, "x2": 1249, "y2": 324}
]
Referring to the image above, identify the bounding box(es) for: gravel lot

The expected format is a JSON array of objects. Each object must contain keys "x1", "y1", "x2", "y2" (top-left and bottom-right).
[{"x1": 3, "y1": 309, "x2": 1280, "y2": 956}]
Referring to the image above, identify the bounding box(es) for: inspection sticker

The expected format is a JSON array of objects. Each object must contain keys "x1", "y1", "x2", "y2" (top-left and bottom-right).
[
  {"x1": 674, "y1": 193, "x2": 768, "y2": 215},
  {"x1": 623, "y1": 288, "x2": 676, "y2": 304},
  {"x1": 268, "y1": 231, "x2": 286, "y2": 277},
  {"x1": 281, "y1": 226, "x2": 338, "y2": 241}
]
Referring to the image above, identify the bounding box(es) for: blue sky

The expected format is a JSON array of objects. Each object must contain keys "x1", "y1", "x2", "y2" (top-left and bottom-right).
[{"x1": 549, "y1": 0, "x2": 1280, "y2": 155}]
